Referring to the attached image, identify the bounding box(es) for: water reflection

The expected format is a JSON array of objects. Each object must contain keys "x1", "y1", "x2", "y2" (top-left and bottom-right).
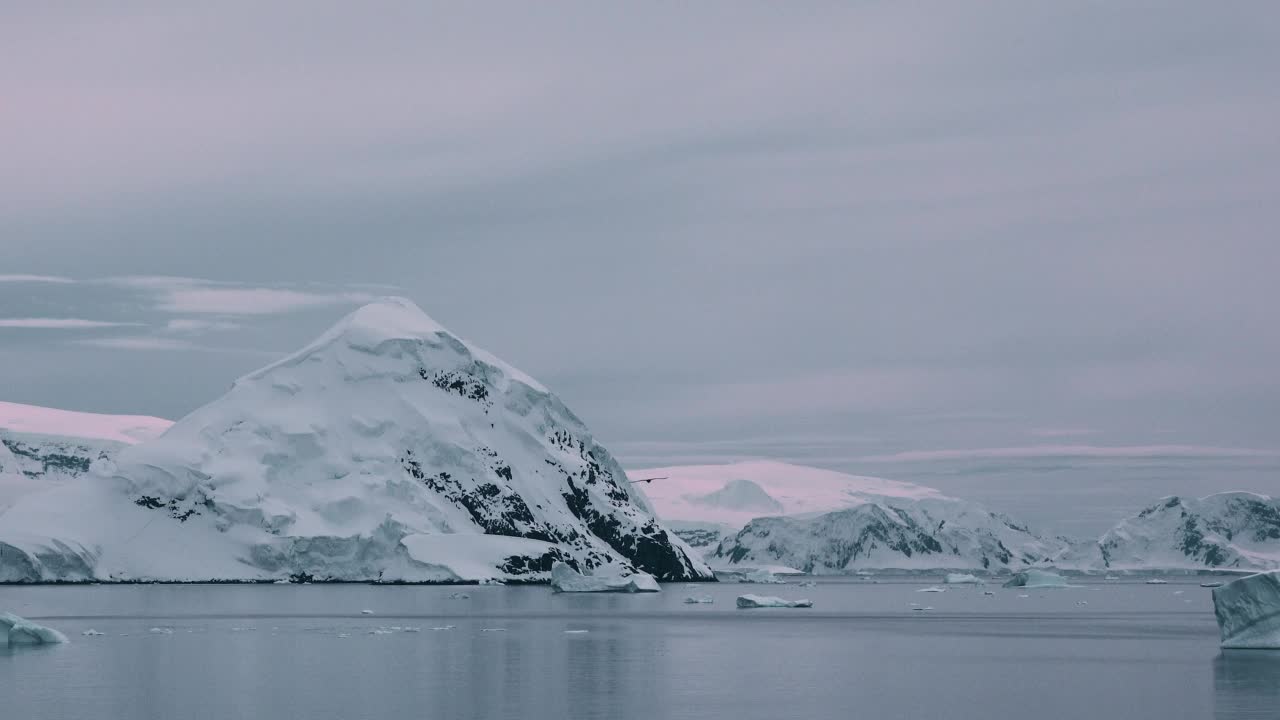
[{"x1": 1214, "y1": 650, "x2": 1280, "y2": 719}]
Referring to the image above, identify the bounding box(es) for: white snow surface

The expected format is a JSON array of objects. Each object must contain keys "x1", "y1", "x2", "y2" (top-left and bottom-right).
[
  {"x1": 0, "y1": 612, "x2": 69, "y2": 645},
  {"x1": 549, "y1": 561, "x2": 660, "y2": 593},
  {"x1": 1213, "y1": 571, "x2": 1280, "y2": 648},
  {"x1": 0, "y1": 401, "x2": 172, "y2": 445},
  {"x1": 0, "y1": 298, "x2": 710, "y2": 583},
  {"x1": 735, "y1": 594, "x2": 812, "y2": 609}
]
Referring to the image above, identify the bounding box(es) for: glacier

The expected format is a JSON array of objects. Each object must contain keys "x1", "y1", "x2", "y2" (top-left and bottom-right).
[
  {"x1": 0, "y1": 298, "x2": 711, "y2": 584},
  {"x1": 1091, "y1": 493, "x2": 1280, "y2": 571},
  {"x1": 1213, "y1": 570, "x2": 1280, "y2": 649}
]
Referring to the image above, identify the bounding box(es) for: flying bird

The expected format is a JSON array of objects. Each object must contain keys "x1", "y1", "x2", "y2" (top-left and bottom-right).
[{"x1": 627, "y1": 476, "x2": 668, "y2": 484}]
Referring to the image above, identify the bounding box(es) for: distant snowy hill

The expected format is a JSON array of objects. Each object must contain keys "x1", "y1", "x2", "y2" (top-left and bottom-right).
[
  {"x1": 1090, "y1": 493, "x2": 1280, "y2": 571},
  {"x1": 0, "y1": 298, "x2": 710, "y2": 583},
  {"x1": 711, "y1": 496, "x2": 1063, "y2": 572},
  {"x1": 633, "y1": 461, "x2": 1062, "y2": 571},
  {"x1": 0, "y1": 401, "x2": 172, "y2": 511}
]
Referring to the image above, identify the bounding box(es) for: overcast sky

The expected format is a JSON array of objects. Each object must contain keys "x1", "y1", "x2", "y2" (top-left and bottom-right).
[{"x1": 3, "y1": 3, "x2": 1278, "y2": 533}]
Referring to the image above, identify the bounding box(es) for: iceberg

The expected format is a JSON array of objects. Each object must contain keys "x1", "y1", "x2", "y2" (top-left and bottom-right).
[
  {"x1": 1002, "y1": 569, "x2": 1069, "y2": 588},
  {"x1": 736, "y1": 594, "x2": 813, "y2": 609},
  {"x1": 1213, "y1": 571, "x2": 1280, "y2": 649},
  {"x1": 944, "y1": 573, "x2": 981, "y2": 584},
  {"x1": 740, "y1": 569, "x2": 786, "y2": 584},
  {"x1": 550, "y1": 561, "x2": 660, "y2": 593},
  {"x1": 0, "y1": 612, "x2": 69, "y2": 646}
]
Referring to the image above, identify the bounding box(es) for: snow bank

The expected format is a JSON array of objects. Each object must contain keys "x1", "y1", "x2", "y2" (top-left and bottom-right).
[
  {"x1": 0, "y1": 612, "x2": 68, "y2": 645},
  {"x1": 945, "y1": 573, "x2": 981, "y2": 584},
  {"x1": 1002, "y1": 569, "x2": 1068, "y2": 588},
  {"x1": 550, "y1": 561, "x2": 660, "y2": 593},
  {"x1": 735, "y1": 594, "x2": 812, "y2": 609},
  {"x1": 1213, "y1": 571, "x2": 1280, "y2": 649},
  {"x1": 0, "y1": 401, "x2": 171, "y2": 445}
]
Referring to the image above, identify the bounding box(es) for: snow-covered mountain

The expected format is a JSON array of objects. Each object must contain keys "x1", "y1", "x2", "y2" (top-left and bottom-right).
[
  {"x1": 0, "y1": 401, "x2": 172, "y2": 511},
  {"x1": 0, "y1": 298, "x2": 711, "y2": 583},
  {"x1": 711, "y1": 495, "x2": 1063, "y2": 572},
  {"x1": 630, "y1": 460, "x2": 944, "y2": 551},
  {"x1": 1091, "y1": 492, "x2": 1280, "y2": 571},
  {"x1": 632, "y1": 461, "x2": 1062, "y2": 571}
]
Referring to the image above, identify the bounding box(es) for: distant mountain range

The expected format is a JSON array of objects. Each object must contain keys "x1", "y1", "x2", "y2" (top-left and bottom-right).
[
  {"x1": 633, "y1": 461, "x2": 1280, "y2": 573},
  {"x1": 2, "y1": 315, "x2": 1277, "y2": 579}
]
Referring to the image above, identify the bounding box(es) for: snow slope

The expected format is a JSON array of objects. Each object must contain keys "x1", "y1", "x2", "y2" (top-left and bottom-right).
[
  {"x1": 0, "y1": 298, "x2": 710, "y2": 583},
  {"x1": 1094, "y1": 493, "x2": 1280, "y2": 571},
  {"x1": 0, "y1": 402, "x2": 173, "y2": 512}
]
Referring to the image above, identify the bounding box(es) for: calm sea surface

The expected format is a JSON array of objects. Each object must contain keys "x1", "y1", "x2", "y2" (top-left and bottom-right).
[{"x1": 2, "y1": 577, "x2": 1276, "y2": 719}]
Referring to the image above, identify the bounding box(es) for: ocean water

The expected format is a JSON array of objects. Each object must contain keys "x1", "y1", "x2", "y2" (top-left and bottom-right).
[{"x1": 1, "y1": 577, "x2": 1276, "y2": 719}]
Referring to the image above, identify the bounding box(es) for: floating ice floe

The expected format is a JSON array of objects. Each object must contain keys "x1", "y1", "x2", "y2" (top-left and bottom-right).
[
  {"x1": 912, "y1": 606, "x2": 933, "y2": 612},
  {"x1": 360, "y1": 609, "x2": 375, "y2": 615},
  {"x1": 1173, "y1": 590, "x2": 1184, "y2": 595},
  {"x1": 683, "y1": 596, "x2": 714, "y2": 604},
  {"x1": 1201, "y1": 581, "x2": 1225, "y2": 588},
  {"x1": 447, "y1": 592, "x2": 471, "y2": 600},
  {"x1": 736, "y1": 594, "x2": 812, "y2": 609},
  {"x1": 550, "y1": 561, "x2": 660, "y2": 593},
  {"x1": 944, "y1": 573, "x2": 981, "y2": 585},
  {"x1": 1145, "y1": 578, "x2": 1168, "y2": 585},
  {"x1": 148, "y1": 627, "x2": 174, "y2": 635},
  {"x1": 481, "y1": 628, "x2": 506, "y2": 632},
  {"x1": 0, "y1": 613, "x2": 68, "y2": 646},
  {"x1": 1104, "y1": 575, "x2": 1120, "y2": 581},
  {"x1": 81, "y1": 629, "x2": 105, "y2": 637},
  {"x1": 916, "y1": 586, "x2": 946, "y2": 593},
  {"x1": 431, "y1": 625, "x2": 456, "y2": 631},
  {"x1": 564, "y1": 630, "x2": 589, "y2": 634},
  {"x1": 983, "y1": 591, "x2": 995, "y2": 596},
  {"x1": 797, "y1": 581, "x2": 817, "y2": 588},
  {"x1": 1212, "y1": 571, "x2": 1280, "y2": 649},
  {"x1": 1002, "y1": 569, "x2": 1068, "y2": 589}
]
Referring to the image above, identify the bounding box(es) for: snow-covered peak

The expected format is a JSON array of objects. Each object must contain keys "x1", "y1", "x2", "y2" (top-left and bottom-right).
[
  {"x1": 0, "y1": 401, "x2": 172, "y2": 445},
  {"x1": 0, "y1": 298, "x2": 707, "y2": 583},
  {"x1": 239, "y1": 297, "x2": 546, "y2": 393},
  {"x1": 630, "y1": 460, "x2": 945, "y2": 528}
]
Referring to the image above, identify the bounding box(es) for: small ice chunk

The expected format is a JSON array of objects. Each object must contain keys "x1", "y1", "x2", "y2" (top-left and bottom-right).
[
  {"x1": 550, "y1": 561, "x2": 660, "y2": 593},
  {"x1": 148, "y1": 627, "x2": 174, "y2": 635},
  {"x1": 983, "y1": 591, "x2": 995, "y2": 596},
  {"x1": 369, "y1": 628, "x2": 393, "y2": 635},
  {"x1": 431, "y1": 625, "x2": 456, "y2": 631},
  {"x1": 1002, "y1": 569, "x2": 1068, "y2": 588},
  {"x1": 1173, "y1": 590, "x2": 1184, "y2": 595},
  {"x1": 1145, "y1": 578, "x2": 1168, "y2": 585},
  {"x1": 944, "y1": 573, "x2": 981, "y2": 585},
  {"x1": 912, "y1": 606, "x2": 933, "y2": 611},
  {"x1": 481, "y1": 628, "x2": 506, "y2": 632},
  {"x1": 0, "y1": 613, "x2": 69, "y2": 646},
  {"x1": 447, "y1": 592, "x2": 471, "y2": 600},
  {"x1": 337, "y1": 633, "x2": 350, "y2": 638},
  {"x1": 797, "y1": 581, "x2": 817, "y2": 588},
  {"x1": 1213, "y1": 571, "x2": 1280, "y2": 649},
  {"x1": 917, "y1": 586, "x2": 947, "y2": 593},
  {"x1": 1017, "y1": 594, "x2": 1030, "y2": 598},
  {"x1": 736, "y1": 594, "x2": 812, "y2": 609},
  {"x1": 1104, "y1": 575, "x2": 1120, "y2": 581},
  {"x1": 360, "y1": 609, "x2": 375, "y2": 615},
  {"x1": 81, "y1": 629, "x2": 105, "y2": 636},
  {"x1": 1201, "y1": 581, "x2": 1225, "y2": 588},
  {"x1": 683, "y1": 596, "x2": 714, "y2": 604},
  {"x1": 563, "y1": 630, "x2": 589, "y2": 634}
]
